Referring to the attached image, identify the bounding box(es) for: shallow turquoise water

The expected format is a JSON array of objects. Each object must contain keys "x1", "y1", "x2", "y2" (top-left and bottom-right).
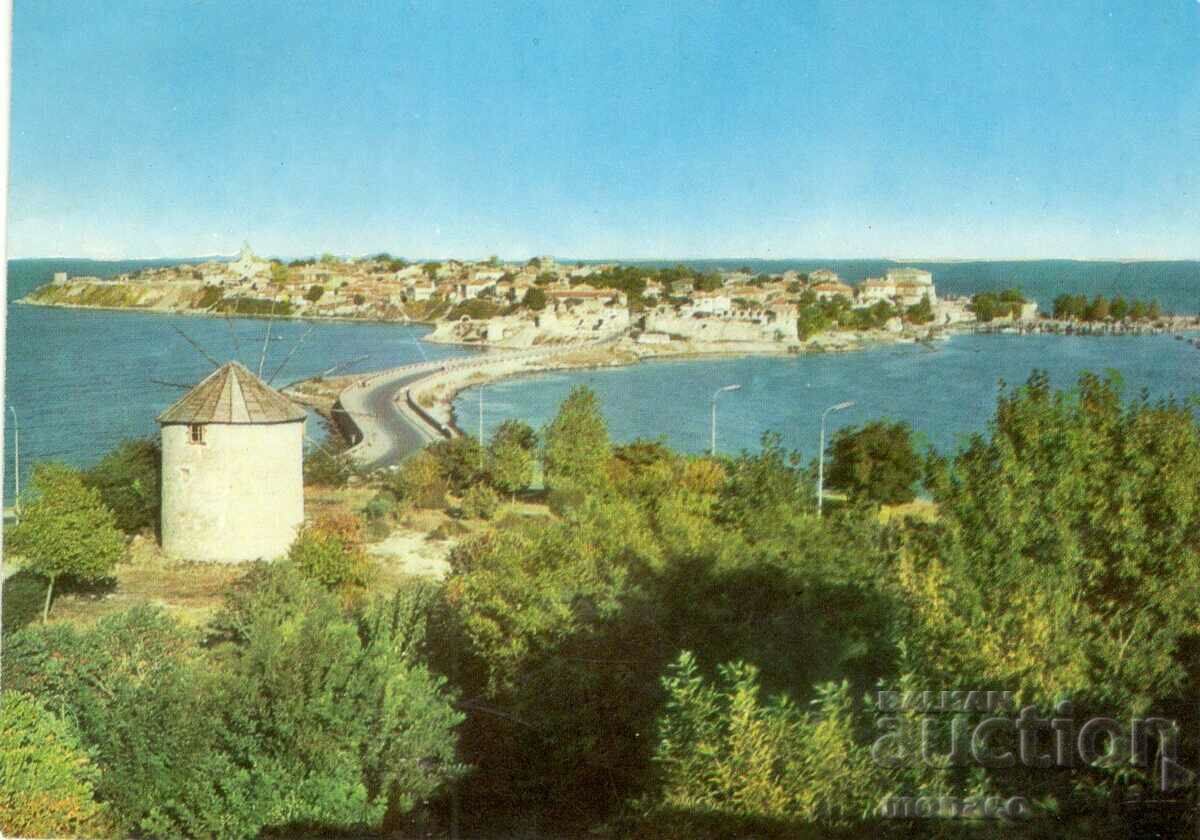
[{"x1": 455, "y1": 332, "x2": 1200, "y2": 462}]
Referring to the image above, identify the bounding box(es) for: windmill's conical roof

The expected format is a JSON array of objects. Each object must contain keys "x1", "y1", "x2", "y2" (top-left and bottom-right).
[{"x1": 157, "y1": 361, "x2": 307, "y2": 425}]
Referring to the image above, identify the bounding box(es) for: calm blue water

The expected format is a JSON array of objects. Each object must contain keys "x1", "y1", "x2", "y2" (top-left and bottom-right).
[
  {"x1": 456, "y1": 332, "x2": 1200, "y2": 463},
  {"x1": 6, "y1": 258, "x2": 1200, "y2": 503},
  {"x1": 3, "y1": 259, "x2": 474, "y2": 501}
]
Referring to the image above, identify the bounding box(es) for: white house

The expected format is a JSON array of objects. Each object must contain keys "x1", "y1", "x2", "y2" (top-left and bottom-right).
[
  {"x1": 886, "y1": 267, "x2": 937, "y2": 305},
  {"x1": 856, "y1": 277, "x2": 897, "y2": 304},
  {"x1": 688, "y1": 291, "x2": 732, "y2": 315}
]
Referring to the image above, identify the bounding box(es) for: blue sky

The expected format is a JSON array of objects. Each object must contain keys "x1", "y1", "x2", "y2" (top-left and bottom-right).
[{"x1": 7, "y1": 1, "x2": 1200, "y2": 260}]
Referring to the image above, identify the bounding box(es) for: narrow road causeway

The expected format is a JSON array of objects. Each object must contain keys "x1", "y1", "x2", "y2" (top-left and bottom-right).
[{"x1": 335, "y1": 341, "x2": 606, "y2": 471}]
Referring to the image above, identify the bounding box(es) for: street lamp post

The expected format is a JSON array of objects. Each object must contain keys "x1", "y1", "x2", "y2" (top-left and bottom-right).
[
  {"x1": 412, "y1": 338, "x2": 429, "y2": 363},
  {"x1": 9, "y1": 406, "x2": 18, "y2": 504},
  {"x1": 710, "y1": 384, "x2": 742, "y2": 456},
  {"x1": 817, "y1": 400, "x2": 855, "y2": 515},
  {"x1": 478, "y1": 386, "x2": 484, "y2": 470}
]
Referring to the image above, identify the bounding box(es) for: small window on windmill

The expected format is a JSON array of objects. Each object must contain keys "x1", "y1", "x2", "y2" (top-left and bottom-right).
[{"x1": 189, "y1": 424, "x2": 205, "y2": 445}]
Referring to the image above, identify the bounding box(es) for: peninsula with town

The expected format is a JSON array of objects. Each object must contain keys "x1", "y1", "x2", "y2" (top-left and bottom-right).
[
  {"x1": 23, "y1": 244, "x2": 1191, "y2": 460},
  {"x1": 25, "y1": 243, "x2": 1024, "y2": 349}
]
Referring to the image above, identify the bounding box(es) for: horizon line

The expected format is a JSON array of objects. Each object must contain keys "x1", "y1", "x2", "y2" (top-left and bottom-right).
[{"x1": 7, "y1": 253, "x2": 1200, "y2": 264}]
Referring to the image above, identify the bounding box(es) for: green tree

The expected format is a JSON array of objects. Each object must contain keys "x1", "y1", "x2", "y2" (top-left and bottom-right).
[
  {"x1": 270, "y1": 261, "x2": 290, "y2": 285},
  {"x1": 970, "y1": 291, "x2": 999, "y2": 322},
  {"x1": 917, "y1": 371, "x2": 1200, "y2": 714},
  {"x1": 392, "y1": 450, "x2": 450, "y2": 509},
  {"x1": 1052, "y1": 293, "x2": 1074, "y2": 319},
  {"x1": 427, "y1": 435, "x2": 487, "y2": 494},
  {"x1": 305, "y1": 284, "x2": 325, "y2": 302},
  {"x1": 422, "y1": 261, "x2": 442, "y2": 279},
  {"x1": 1109, "y1": 295, "x2": 1129, "y2": 320},
  {"x1": 489, "y1": 439, "x2": 533, "y2": 498},
  {"x1": 490, "y1": 418, "x2": 537, "y2": 452},
  {"x1": 0, "y1": 692, "x2": 107, "y2": 838},
  {"x1": 826, "y1": 421, "x2": 921, "y2": 505},
  {"x1": 82, "y1": 437, "x2": 161, "y2": 535},
  {"x1": 303, "y1": 444, "x2": 357, "y2": 487},
  {"x1": 542, "y1": 386, "x2": 612, "y2": 492},
  {"x1": 443, "y1": 494, "x2": 661, "y2": 821},
  {"x1": 905, "y1": 294, "x2": 934, "y2": 325},
  {"x1": 524, "y1": 286, "x2": 548, "y2": 310},
  {"x1": 8, "y1": 463, "x2": 125, "y2": 622},
  {"x1": 1085, "y1": 294, "x2": 1110, "y2": 321},
  {"x1": 796, "y1": 305, "x2": 830, "y2": 340}
]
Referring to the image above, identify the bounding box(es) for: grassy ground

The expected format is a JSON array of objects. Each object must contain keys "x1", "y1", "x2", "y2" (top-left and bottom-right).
[
  {"x1": 878, "y1": 498, "x2": 939, "y2": 524},
  {"x1": 1, "y1": 483, "x2": 555, "y2": 638},
  {"x1": 2, "y1": 537, "x2": 246, "y2": 636}
]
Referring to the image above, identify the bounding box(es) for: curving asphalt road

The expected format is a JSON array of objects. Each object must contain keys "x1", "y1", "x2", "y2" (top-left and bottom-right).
[
  {"x1": 338, "y1": 364, "x2": 446, "y2": 471},
  {"x1": 335, "y1": 336, "x2": 619, "y2": 472}
]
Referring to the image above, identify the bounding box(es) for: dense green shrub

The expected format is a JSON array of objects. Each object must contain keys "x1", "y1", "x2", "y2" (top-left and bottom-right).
[
  {"x1": 288, "y1": 515, "x2": 374, "y2": 593},
  {"x1": 969, "y1": 288, "x2": 1024, "y2": 322},
  {"x1": 214, "y1": 563, "x2": 465, "y2": 830},
  {"x1": 490, "y1": 418, "x2": 537, "y2": 452},
  {"x1": 825, "y1": 420, "x2": 921, "y2": 506},
  {"x1": 448, "y1": 299, "x2": 501, "y2": 320},
  {"x1": 303, "y1": 444, "x2": 356, "y2": 487},
  {"x1": 644, "y1": 652, "x2": 878, "y2": 829},
  {"x1": 392, "y1": 450, "x2": 450, "y2": 509},
  {"x1": 364, "y1": 492, "x2": 394, "y2": 521},
  {"x1": 905, "y1": 294, "x2": 934, "y2": 324},
  {"x1": 195, "y1": 284, "x2": 222, "y2": 309},
  {"x1": 7, "y1": 573, "x2": 465, "y2": 838},
  {"x1": 0, "y1": 691, "x2": 108, "y2": 838},
  {"x1": 83, "y1": 437, "x2": 161, "y2": 534},
  {"x1": 461, "y1": 483, "x2": 500, "y2": 520},
  {"x1": 2, "y1": 606, "x2": 254, "y2": 838},
  {"x1": 216, "y1": 296, "x2": 294, "y2": 316},
  {"x1": 488, "y1": 439, "x2": 533, "y2": 498},
  {"x1": 427, "y1": 436, "x2": 487, "y2": 494},
  {"x1": 524, "y1": 287, "x2": 547, "y2": 310}
]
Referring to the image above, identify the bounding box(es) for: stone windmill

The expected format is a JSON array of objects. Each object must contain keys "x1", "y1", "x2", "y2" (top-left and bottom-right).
[{"x1": 156, "y1": 360, "x2": 305, "y2": 563}]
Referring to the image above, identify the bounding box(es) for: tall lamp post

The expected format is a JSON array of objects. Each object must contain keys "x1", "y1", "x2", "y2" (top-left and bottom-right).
[
  {"x1": 710, "y1": 384, "x2": 742, "y2": 456},
  {"x1": 817, "y1": 400, "x2": 855, "y2": 515},
  {"x1": 9, "y1": 408, "x2": 18, "y2": 506},
  {"x1": 478, "y1": 385, "x2": 485, "y2": 470}
]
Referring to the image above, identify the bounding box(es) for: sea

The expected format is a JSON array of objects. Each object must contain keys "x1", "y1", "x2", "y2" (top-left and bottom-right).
[
  {"x1": 6, "y1": 258, "x2": 1200, "y2": 502},
  {"x1": 3, "y1": 259, "x2": 473, "y2": 502}
]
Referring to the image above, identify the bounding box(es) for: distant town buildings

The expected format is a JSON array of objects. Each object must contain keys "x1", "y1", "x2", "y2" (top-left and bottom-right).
[
  {"x1": 229, "y1": 242, "x2": 270, "y2": 280},
  {"x1": 44, "y1": 242, "x2": 1044, "y2": 351},
  {"x1": 884, "y1": 267, "x2": 937, "y2": 306},
  {"x1": 812, "y1": 279, "x2": 856, "y2": 301}
]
